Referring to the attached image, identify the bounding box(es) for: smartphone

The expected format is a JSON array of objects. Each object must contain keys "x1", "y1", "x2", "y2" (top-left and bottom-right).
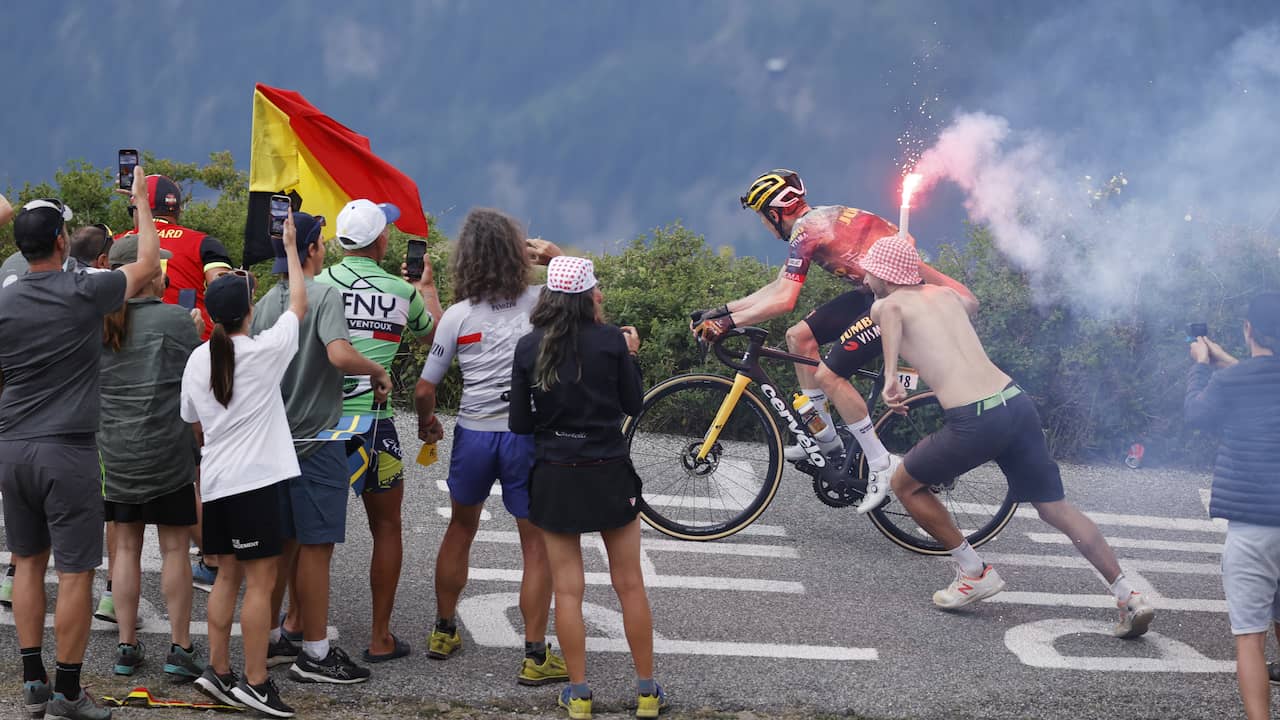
[
  {"x1": 269, "y1": 194, "x2": 291, "y2": 240},
  {"x1": 178, "y1": 288, "x2": 197, "y2": 311},
  {"x1": 1187, "y1": 322, "x2": 1208, "y2": 341},
  {"x1": 405, "y1": 239, "x2": 428, "y2": 281},
  {"x1": 118, "y1": 149, "x2": 139, "y2": 190}
]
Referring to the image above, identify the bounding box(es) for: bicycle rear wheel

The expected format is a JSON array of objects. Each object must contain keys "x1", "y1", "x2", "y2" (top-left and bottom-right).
[
  {"x1": 623, "y1": 374, "x2": 785, "y2": 541},
  {"x1": 864, "y1": 392, "x2": 1018, "y2": 555}
]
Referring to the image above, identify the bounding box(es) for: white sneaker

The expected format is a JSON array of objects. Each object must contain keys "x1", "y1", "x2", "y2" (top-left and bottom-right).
[
  {"x1": 933, "y1": 564, "x2": 1006, "y2": 609},
  {"x1": 1113, "y1": 591, "x2": 1155, "y2": 638},
  {"x1": 855, "y1": 454, "x2": 901, "y2": 514}
]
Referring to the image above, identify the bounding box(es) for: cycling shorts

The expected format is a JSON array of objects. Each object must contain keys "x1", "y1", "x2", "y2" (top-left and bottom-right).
[{"x1": 802, "y1": 289, "x2": 882, "y2": 378}]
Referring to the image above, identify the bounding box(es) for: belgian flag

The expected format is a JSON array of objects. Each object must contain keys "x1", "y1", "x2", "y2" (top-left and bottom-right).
[{"x1": 244, "y1": 83, "x2": 429, "y2": 267}]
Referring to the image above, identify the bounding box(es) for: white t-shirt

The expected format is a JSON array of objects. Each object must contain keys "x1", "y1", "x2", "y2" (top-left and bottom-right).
[
  {"x1": 181, "y1": 310, "x2": 301, "y2": 502},
  {"x1": 421, "y1": 286, "x2": 540, "y2": 432}
]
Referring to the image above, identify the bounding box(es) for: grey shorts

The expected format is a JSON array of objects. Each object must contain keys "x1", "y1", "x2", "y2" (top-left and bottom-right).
[
  {"x1": 1221, "y1": 521, "x2": 1280, "y2": 635},
  {"x1": 0, "y1": 439, "x2": 104, "y2": 573}
]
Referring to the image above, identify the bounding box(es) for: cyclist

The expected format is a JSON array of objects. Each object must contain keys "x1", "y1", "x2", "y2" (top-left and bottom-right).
[{"x1": 692, "y1": 169, "x2": 976, "y2": 508}]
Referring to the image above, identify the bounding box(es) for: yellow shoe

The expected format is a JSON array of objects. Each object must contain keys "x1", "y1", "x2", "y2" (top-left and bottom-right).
[
  {"x1": 636, "y1": 683, "x2": 667, "y2": 718},
  {"x1": 518, "y1": 648, "x2": 569, "y2": 686},
  {"x1": 426, "y1": 628, "x2": 462, "y2": 659},
  {"x1": 558, "y1": 686, "x2": 592, "y2": 720}
]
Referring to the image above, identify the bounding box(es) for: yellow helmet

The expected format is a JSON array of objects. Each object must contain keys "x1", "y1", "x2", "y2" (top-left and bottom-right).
[{"x1": 740, "y1": 169, "x2": 806, "y2": 212}]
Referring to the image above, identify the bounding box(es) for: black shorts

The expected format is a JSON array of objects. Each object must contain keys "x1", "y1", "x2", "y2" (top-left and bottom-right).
[
  {"x1": 104, "y1": 484, "x2": 197, "y2": 526},
  {"x1": 529, "y1": 458, "x2": 641, "y2": 534},
  {"x1": 803, "y1": 289, "x2": 882, "y2": 378},
  {"x1": 201, "y1": 483, "x2": 284, "y2": 561},
  {"x1": 902, "y1": 386, "x2": 1066, "y2": 503}
]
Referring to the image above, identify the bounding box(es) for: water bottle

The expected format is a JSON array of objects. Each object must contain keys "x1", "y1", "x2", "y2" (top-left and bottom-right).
[{"x1": 793, "y1": 393, "x2": 839, "y2": 450}]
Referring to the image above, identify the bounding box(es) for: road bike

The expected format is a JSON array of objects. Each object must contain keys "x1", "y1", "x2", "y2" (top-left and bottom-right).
[{"x1": 622, "y1": 326, "x2": 1018, "y2": 554}]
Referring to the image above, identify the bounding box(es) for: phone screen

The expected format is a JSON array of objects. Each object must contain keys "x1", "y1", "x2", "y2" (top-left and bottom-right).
[
  {"x1": 177, "y1": 288, "x2": 197, "y2": 311},
  {"x1": 405, "y1": 240, "x2": 427, "y2": 281},
  {"x1": 1187, "y1": 323, "x2": 1208, "y2": 341},
  {"x1": 118, "y1": 149, "x2": 139, "y2": 190},
  {"x1": 269, "y1": 195, "x2": 291, "y2": 240}
]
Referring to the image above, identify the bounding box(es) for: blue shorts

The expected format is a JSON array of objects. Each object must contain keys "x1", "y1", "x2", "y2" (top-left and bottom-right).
[
  {"x1": 279, "y1": 442, "x2": 349, "y2": 545},
  {"x1": 447, "y1": 427, "x2": 534, "y2": 518}
]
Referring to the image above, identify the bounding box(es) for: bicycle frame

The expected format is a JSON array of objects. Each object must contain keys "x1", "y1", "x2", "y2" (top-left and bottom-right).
[{"x1": 696, "y1": 327, "x2": 882, "y2": 473}]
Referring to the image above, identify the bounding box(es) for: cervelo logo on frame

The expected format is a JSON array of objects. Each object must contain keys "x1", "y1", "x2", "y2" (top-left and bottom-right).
[{"x1": 760, "y1": 383, "x2": 825, "y2": 467}]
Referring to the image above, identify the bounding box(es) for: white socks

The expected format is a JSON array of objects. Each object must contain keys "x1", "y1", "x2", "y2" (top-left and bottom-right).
[
  {"x1": 1109, "y1": 574, "x2": 1135, "y2": 604},
  {"x1": 950, "y1": 540, "x2": 986, "y2": 577},
  {"x1": 303, "y1": 639, "x2": 330, "y2": 661},
  {"x1": 801, "y1": 389, "x2": 842, "y2": 453},
  {"x1": 849, "y1": 414, "x2": 890, "y2": 471}
]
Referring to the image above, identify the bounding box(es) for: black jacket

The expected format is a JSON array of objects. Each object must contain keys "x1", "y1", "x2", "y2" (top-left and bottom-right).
[
  {"x1": 1184, "y1": 355, "x2": 1280, "y2": 526},
  {"x1": 509, "y1": 322, "x2": 643, "y2": 463}
]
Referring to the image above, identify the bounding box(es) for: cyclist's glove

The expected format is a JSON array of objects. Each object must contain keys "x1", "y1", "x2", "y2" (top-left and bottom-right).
[
  {"x1": 695, "y1": 313, "x2": 736, "y2": 343},
  {"x1": 689, "y1": 304, "x2": 730, "y2": 326}
]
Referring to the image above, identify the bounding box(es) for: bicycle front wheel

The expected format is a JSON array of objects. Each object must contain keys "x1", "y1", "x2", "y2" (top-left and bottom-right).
[
  {"x1": 865, "y1": 392, "x2": 1018, "y2": 555},
  {"x1": 623, "y1": 374, "x2": 785, "y2": 541}
]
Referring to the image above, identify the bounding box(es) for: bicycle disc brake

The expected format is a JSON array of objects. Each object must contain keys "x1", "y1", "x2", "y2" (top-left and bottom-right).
[{"x1": 680, "y1": 440, "x2": 720, "y2": 476}]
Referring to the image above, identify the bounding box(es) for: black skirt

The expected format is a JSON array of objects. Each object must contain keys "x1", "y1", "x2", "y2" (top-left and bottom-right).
[
  {"x1": 529, "y1": 458, "x2": 641, "y2": 534},
  {"x1": 103, "y1": 484, "x2": 198, "y2": 526}
]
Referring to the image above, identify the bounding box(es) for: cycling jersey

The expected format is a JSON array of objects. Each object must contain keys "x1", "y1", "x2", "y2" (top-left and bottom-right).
[
  {"x1": 316, "y1": 256, "x2": 435, "y2": 419},
  {"x1": 420, "y1": 286, "x2": 540, "y2": 432},
  {"x1": 782, "y1": 205, "x2": 905, "y2": 286},
  {"x1": 117, "y1": 219, "x2": 233, "y2": 339}
]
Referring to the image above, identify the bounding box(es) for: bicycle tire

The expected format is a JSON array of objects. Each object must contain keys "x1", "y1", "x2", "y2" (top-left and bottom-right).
[
  {"x1": 864, "y1": 392, "x2": 1018, "y2": 555},
  {"x1": 623, "y1": 374, "x2": 785, "y2": 541}
]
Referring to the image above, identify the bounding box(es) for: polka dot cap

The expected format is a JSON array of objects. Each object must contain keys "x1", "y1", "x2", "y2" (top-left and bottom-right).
[{"x1": 546, "y1": 255, "x2": 598, "y2": 294}]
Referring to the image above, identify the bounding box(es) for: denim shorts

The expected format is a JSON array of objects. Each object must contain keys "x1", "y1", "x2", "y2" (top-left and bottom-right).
[
  {"x1": 446, "y1": 427, "x2": 534, "y2": 518},
  {"x1": 280, "y1": 442, "x2": 349, "y2": 545},
  {"x1": 1222, "y1": 520, "x2": 1280, "y2": 635}
]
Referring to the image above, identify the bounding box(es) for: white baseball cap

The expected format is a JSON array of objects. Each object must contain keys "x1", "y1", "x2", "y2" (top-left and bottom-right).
[{"x1": 335, "y1": 199, "x2": 401, "y2": 250}]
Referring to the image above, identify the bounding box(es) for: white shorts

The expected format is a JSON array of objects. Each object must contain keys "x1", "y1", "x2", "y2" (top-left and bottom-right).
[{"x1": 1222, "y1": 521, "x2": 1280, "y2": 635}]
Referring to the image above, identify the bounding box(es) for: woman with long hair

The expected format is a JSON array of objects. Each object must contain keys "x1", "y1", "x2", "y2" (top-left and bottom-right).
[
  {"x1": 509, "y1": 256, "x2": 666, "y2": 719},
  {"x1": 180, "y1": 211, "x2": 306, "y2": 718},
  {"x1": 99, "y1": 236, "x2": 205, "y2": 680},
  {"x1": 415, "y1": 208, "x2": 568, "y2": 682}
]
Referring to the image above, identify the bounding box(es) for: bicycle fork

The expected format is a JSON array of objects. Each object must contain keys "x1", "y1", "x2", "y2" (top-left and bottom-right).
[{"x1": 696, "y1": 373, "x2": 753, "y2": 460}]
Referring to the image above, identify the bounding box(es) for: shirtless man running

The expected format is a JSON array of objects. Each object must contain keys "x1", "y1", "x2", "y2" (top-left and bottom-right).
[{"x1": 861, "y1": 235, "x2": 1155, "y2": 638}]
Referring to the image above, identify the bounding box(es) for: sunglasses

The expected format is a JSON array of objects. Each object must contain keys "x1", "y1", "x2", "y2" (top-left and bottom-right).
[{"x1": 91, "y1": 223, "x2": 114, "y2": 259}]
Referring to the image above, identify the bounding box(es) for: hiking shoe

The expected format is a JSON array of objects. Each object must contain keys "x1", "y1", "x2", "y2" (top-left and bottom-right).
[
  {"x1": 113, "y1": 640, "x2": 145, "y2": 676},
  {"x1": 287, "y1": 646, "x2": 371, "y2": 685},
  {"x1": 933, "y1": 564, "x2": 1006, "y2": 609},
  {"x1": 1269, "y1": 661, "x2": 1279, "y2": 685},
  {"x1": 23, "y1": 679, "x2": 50, "y2": 719},
  {"x1": 427, "y1": 627, "x2": 462, "y2": 659},
  {"x1": 0, "y1": 571, "x2": 14, "y2": 609},
  {"x1": 518, "y1": 648, "x2": 569, "y2": 686},
  {"x1": 164, "y1": 643, "x2": 205, "y2": 681},
  {"x1": 267, "y1": 635, "x2": 299, "y2": 668},
  {"x1": 194, "y1": 667, "x2": 243, "y2": 708},
  {"x1": 44, "y1": 690, "x2": 111, "y2": 720},
  {"x1": 1113, "y1": 591, "x2": 1155, "y2": 639},
  {"x1": 558, "y1": 686, "x2": 592, "y2": 720},
  {"x1": 856, "y1": 454, "x2": 901, "y2": 514},
  {"x1": 636, "y1": 683, "x2": 668, "y2": 718},
  {"x1": 192, "y1": 559, "x2": 217, "y2": 591},
  {"x1": 231, "y1": 677, "x2": 294, "y2": 718}
]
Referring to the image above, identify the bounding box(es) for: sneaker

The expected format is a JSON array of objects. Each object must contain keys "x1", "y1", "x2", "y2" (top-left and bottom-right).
[
  {"x1": 23, "y1": 679, "x2": 51, "y2": 719},
  {"x1": 194, "y1": 667, "x2": 243, "y2": 708},
  {"x1": 113, "y1": 640, "x2": 145, "y2": 676},
  {"x1": 1113, "y1": 591, "x2": 1155, "y2": 639},
  {"x1": 933, "y1": 564, "x2": 1006, "y2": 609},
  {"x1": 518, "y1": 648, "x2": 569, "y2": 686},
  {"x1": 1268, "y1": 661, "x2": 1279, "y2": 685},
  {"x1": 636, "y1": 683, "x2": 668, "y2": 719},
  {"x1": 267, "y1": 635, "x2": 299, "y2": 668},
  {"x1": 230, "y1": 677, "x2": 294, "y2": 718},
  {"x1": 0, "y1": 572, "x2": 14, "y2": 609},
  {"x1": 855, "y1": 454, "x2": 902, "y2": 514},
  {"x1": 287, "y1": 646, "x2": 371, "y2": 685},
  {"x1": 192, "y1": 559, "x2": 218, "y2": 592},
  {"x1": 44, "y1": 690, "x2": 111, "y2": 720},
  {"x1": 164, "y1": 643, "x2": 206, "y2": 681},
  {"x1": 276, "y1": 611, "x2": 303, "y2": 644},
  {"x1": 557, "y1": 686, "x2": 592, "y2": 720},
  {"x1": 427, "y1": 627, "x2": 462, "y2": 659},
  {"x1": 93, "y1": 596, "x2": 143, "y2": 629}
]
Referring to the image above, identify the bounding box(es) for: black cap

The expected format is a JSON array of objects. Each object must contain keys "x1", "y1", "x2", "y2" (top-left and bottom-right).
[
  {"x1": 271, "y1": 212, "x2": 325, "y2": 273},
  {"x1": 1247, "y1": 292, "x2": 1280, "y2": 339},
  {"x1": 13, "y1": 199, "x2": 72, "y2": 260},
  {"x1": 204, "y1": 272, "x2": 255, "y2": 325},
  {"x1": 146, "y1": 175, "x2": 183, "y2": 215}
]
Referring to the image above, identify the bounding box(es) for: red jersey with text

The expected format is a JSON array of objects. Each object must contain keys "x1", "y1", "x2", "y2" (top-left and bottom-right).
[
  {"x1": 782, "y1": 205, "x2": 909, "y2": 286},
  {"x1": 118, "y1": 219, "x2": 232, "y2": 339}
]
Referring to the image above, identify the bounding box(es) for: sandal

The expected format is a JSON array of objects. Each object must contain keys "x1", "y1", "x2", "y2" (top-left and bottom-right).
[{"x1": 362, "y1": 633, "x2": 411, "y2": 663}]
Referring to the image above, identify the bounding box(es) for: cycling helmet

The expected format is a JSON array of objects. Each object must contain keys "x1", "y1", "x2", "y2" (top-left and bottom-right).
[{"x1": 741, "y1": 169, "x2": 806, "y2": 238}]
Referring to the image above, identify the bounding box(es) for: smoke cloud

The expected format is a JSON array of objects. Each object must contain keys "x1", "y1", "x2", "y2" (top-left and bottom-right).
[{"x1": 911, "y1": 24, "x2": 1280, "y2": 316}]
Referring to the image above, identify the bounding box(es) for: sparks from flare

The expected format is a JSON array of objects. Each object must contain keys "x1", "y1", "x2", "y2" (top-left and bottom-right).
[{"x1": 899, "y1": 172, "x2": 924, "y2": 239}]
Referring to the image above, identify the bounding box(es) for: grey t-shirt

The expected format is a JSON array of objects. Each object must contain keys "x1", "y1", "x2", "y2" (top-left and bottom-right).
[
  {"x1": 0, "y1": 251, "x2": 28, "y2": 290},
  {"x1": 0, "y1": 269, "x2": 128, "y2": 440},
  {"x1": 99, "y1": 297, "x2": 202, "y2": 503},
  {"x1": 251, "y1": 276, "x2": 350, "y2": 459}
]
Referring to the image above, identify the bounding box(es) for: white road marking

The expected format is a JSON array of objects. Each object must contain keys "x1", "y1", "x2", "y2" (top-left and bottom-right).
[
  {"x1": 1005, "y1": 619, "x2": 1234, "y2": 672},
  {"x1": 473, "y1": 530, "x2": 798, "y2": 559},
  {"x1": 466, "y1": 567, "x2": 804, "y2": 594},
  {"x1": 1024, "y1": 533, "x2": 1224, "y2": 555},
  {"x1": 949, "y1": 502, "x2": 1224, "y2": 533}
]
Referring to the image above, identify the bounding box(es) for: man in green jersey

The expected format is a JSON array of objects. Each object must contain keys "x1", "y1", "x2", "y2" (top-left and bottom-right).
[{"x1": 317, "y1": 199, "x2": 442, "y2": 661}]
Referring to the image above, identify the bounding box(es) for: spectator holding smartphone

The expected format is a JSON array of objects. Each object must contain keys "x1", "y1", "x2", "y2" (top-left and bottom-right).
[
  {"x1": 1185, "y1": 292, "x2": 1280, "y2": 720},
  {"x1": 180, "y1": 210, "x2": 306, "y2": 718},
  {"x1": 509, "y1": 256, "x2": 666, "y2": 719}
]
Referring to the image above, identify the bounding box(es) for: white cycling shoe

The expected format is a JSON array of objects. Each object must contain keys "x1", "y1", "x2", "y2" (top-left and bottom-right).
[{"x1": 855, "y1": 454, "x2": 902, "y2": 514}]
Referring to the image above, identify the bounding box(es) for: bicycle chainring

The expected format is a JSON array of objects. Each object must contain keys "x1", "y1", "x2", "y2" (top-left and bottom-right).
[{"x1": 811, "y1": 457, "x2": 867, "y2": 508}]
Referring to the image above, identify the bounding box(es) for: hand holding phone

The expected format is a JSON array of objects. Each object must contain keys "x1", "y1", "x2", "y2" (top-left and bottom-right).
[
  {"x1": 118, "y1": 149, "x2": 140, "y2": 191},
  {"x1": 405, "y1": 239, "x2": 428, "y2": 282},
  {"x1": 269, "y1": 194, "x2": 291, "y2": 240},
  {"x1": 1186, "y1": 323, "x2": 1208, "y2": 343},
  {"x1": 178, "y1": 288, "x2": 197, "y2": 310}
]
